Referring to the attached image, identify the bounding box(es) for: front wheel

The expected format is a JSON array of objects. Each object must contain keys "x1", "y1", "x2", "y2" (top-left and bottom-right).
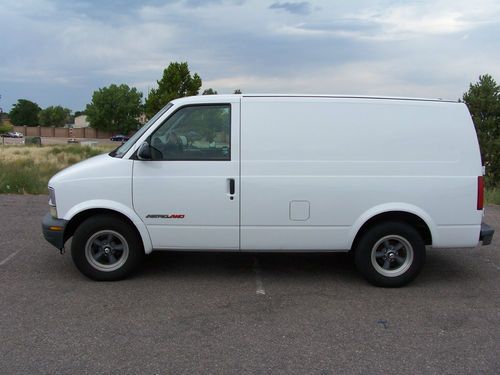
[
  {"x1": 71, "y1": 215, "x2": 144, "y2": 281},
  {"x1": 354, "y1": 222, "x2": 426, "y2": 287}
]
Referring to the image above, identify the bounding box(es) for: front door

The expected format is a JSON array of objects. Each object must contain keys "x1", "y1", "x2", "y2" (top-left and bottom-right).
[{"x1": 133, "y1": 101, "x2": 240, "y2": 250}]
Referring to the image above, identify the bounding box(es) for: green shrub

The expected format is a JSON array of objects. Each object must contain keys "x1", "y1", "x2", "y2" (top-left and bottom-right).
[
  {"x1": 486, "y1": 188, "x2": 500, "y2": 205},
  {"x1": 49, "y1": 146, "x2": 63, "y2": 155},
  {"x1": 24, "y1": 136, "x2": 42, "y2": 146}
]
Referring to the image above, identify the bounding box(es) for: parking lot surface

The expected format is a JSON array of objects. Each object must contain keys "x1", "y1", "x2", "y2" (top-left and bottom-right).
[{"x1": 0, "y1": 194, "x2": 499, "y2": 374}]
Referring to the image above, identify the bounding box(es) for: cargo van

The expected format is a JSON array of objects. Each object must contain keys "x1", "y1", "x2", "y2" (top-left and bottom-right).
[{"x1": 42, "y1": 95, "x2": 494, "y2": 286}]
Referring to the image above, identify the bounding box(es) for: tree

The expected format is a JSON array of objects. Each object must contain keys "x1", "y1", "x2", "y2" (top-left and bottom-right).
[
  {"x1": 462, "y1": 74, "x2": 500, "y2": 186},
  {"x1": 86, "y1": 84, "x2": 143, "y2": 134},
  {"x1": 9, "y1": 99, "x2": 41, "y2": 126},
  {"x1": 38, "y1": 106, "x2": 71, "y2": 127},
  {"x1": 233, "y1": 89, "x2": 242, "y2": 94},
  {"x1": 202, "y1": 88, "x2": 218, "y2": 95},
  {"x1": 145, "y1": 62, "x2": 202, "y2": 117},
  {"x1": 0, "y1": 121, "x2": 13, "y2": 134}
]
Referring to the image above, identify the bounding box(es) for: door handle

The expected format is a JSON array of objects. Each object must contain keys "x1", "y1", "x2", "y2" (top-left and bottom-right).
[{"x1": 228, "y1": 178, "x2": 235, "y2": 195}]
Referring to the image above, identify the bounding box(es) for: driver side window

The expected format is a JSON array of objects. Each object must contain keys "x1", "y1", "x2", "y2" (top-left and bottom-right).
[{"x1": 149, "y1": 104, "x2": 231, "y2": 161}]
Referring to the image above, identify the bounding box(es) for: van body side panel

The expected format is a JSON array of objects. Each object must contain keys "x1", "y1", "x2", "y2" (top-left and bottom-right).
[
  {"x1": 64, "y1": 199, "x2": 154, "y2": 253},
  {"x1": 240, "y1": 97, "x2": 482, "y2": 250},
  {"x1": 434, "y1": 225, "x2": 481, "y2": 248},
  {"x1": 48, "y1": 154, "x2": 154, "y2": 252},
  {"x1": 53, "y1": 154, "x2": 134, "y2": 222}
]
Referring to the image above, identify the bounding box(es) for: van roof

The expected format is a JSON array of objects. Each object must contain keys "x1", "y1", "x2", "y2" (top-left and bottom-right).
[
  {"x1": 244, "y1": 94, "x2": 457, "y2": 103},
  {"x1": 172, "y1": 94, "x2": 458, "y2": 104}
]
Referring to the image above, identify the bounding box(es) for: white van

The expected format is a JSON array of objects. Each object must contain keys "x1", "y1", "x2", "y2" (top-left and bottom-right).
[{"x1": 42, "y1": 95, "x2": 494, "y2": 286}]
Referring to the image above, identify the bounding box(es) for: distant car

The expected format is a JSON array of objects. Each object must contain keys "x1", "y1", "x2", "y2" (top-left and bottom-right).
[
  {"x1": 110, "y1": 134, "x2": 129, "y2": 142},
  {"x1": 2, "y1": 131, "x2": 23, "y2": 138},
  {"x1": 67, "y1": 138, "x2": 79, "y2": 144}
]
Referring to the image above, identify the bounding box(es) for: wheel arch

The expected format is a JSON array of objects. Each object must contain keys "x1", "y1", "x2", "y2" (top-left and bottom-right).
[
  {"x1": 63, "y1": 201, "x2": 153, "y2": 254},
  {"x1": 349, "y1": 204, "x2": 435, "y2": 251}
]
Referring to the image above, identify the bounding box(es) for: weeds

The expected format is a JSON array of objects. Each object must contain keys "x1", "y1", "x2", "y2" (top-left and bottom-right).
[
  {"x1": 486, "y1": 188, "x2": 500, "y2": 205},
  {"x1": 0, "y1": 144, "x2": 114, "y2": 194}
]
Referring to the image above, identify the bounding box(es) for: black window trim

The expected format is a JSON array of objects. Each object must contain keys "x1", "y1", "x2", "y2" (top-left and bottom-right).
[{"x1": 132, "y1": 103, "x2": 232, "y2": 162}]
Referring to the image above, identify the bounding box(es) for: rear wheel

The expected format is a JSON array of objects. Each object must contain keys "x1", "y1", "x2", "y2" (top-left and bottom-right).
[
  {"x1": 355, "y1": 222, "x2": 425, "y2": 287},
  {"x1": 71, "y1": 215, "x2": 144, "y2": 281}
]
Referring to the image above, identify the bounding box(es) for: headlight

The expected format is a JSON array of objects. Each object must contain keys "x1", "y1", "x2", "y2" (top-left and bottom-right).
[
  {"x1": 48, "y1": 187, "x2": 56, "y2": 206},
  {"x1": 49, "y1": 205, "x2": 58, "y2": 218},
  {"x1": 48, "y1": 187, "x2": 58, "y2": 218}
]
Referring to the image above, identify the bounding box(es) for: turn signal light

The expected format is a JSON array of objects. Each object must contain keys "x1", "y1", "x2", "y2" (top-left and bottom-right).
[{"x1": 477, "y1": 176, "x2": 484, "y2": 210}]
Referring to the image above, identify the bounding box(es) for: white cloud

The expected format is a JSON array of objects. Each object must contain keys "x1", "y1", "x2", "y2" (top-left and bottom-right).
[
  {"x1": 348, "y1": 0, "x2": 500, "y2": 39},
  {"x1": 271, "y1": 0, "x2": 500, "y2": 41},
  {"x1": 1, "y1": 0, "x2": 500, "y2": 110},
  {"x1": 203, "y1": 61, "x2": 444, "y2": 97}
]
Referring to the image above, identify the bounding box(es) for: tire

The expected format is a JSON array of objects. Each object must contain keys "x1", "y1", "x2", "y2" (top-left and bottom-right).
[
  {"x1": 71, "y1": 215, "x2": 144, "y2": 281},
  {"x1": 354, "y1": 222, "x2": 426, "y2": 287}
]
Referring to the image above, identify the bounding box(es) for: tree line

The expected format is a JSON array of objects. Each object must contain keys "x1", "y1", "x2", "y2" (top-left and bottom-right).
[
  {"x1": 461, "y1": 74, "x2": 500, "y2": 187},
  {"x1": 7, "y1": 101, "x2": 72, "y2": 128},
  {"x1": 1, "y1": 63, "x2": 499, "y2": 186},
  {"x1": 3, "y1": 62, "x2": 241, "y2": 133}
]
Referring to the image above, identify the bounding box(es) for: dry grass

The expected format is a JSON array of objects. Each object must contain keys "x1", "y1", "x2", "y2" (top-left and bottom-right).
[{"x1": 0, "y1": 144, "x2": 115, "y2": 194}]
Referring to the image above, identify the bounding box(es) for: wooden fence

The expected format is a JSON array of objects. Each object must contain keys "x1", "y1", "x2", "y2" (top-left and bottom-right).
[{"x1": 13, "y1": 126, "x2": 113, "y2": 139}]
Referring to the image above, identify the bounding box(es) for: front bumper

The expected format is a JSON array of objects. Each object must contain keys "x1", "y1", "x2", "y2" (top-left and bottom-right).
[
  {"x1": 480, "y1": 222, "x2": 495, "y2": 246},
  {"x1": 42, "y1": 212, "x2": 68, "y2": 250}
]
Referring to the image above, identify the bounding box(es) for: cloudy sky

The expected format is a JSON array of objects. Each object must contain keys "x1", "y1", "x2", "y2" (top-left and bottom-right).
[{"x1": 1, "y1": 0, "x2": 500, "y2": 112}]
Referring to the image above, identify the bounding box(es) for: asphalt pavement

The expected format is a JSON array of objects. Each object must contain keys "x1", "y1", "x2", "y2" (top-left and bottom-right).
[{"x1": 0, "y1": 194, "x2": 499, "y2": 374}]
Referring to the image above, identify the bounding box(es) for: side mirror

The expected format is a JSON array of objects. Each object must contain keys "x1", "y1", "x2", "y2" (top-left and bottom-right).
[{"x1": 137, "y1": 141, "x2": 152, "y2": 160}]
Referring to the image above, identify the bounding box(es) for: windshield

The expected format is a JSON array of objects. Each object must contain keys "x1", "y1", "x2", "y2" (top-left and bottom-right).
[{"x1": 110, "y1": 103, "x2": 174, "y2": 158}]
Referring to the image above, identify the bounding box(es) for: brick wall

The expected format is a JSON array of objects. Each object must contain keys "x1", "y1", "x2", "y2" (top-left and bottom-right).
[{"x1": 13, "y1": 126, "x2": 112, "y2": 139}]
